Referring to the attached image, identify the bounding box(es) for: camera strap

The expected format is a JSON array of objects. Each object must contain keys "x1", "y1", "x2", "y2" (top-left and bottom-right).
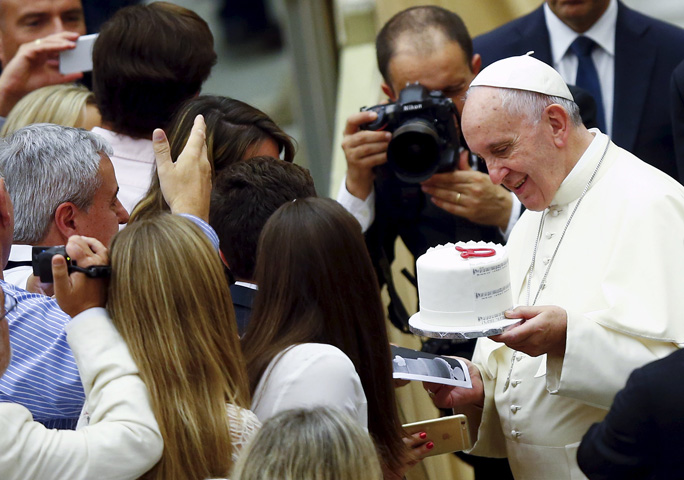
[
  {"x1": 378, "y1": 245, "x2": 411, "y2": 334},
  {"x1": 70, "y1": 265, "x2": 112, "y2": 279},
  {"x1": 5, "y1": 260, "x2": 32, "y2": 269}
]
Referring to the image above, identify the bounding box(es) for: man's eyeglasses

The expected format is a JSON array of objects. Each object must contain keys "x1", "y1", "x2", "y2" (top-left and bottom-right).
[{"x1": 0, "y1": 291, "x2": 17, "y2": 321}]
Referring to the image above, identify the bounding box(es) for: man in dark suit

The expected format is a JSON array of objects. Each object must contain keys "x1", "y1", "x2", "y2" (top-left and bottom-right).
[
  {"x1": 209, "y1": 156, "x2": 316, "y2": 336},
  {"x1": 474, "y1": 0, "x2": 684, "y2": 180},
  {"x1": 577, "y1": 348, "x2": 684, "y2": 479},
  {"x1": 671, "y1": 60, "x2": 684, "y2": 183}
]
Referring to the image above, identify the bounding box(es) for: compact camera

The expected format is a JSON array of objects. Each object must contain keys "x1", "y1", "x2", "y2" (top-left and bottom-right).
[
  {"x1": 360, "y1": 83, "x2": 460, "y2": 183},
  {"x1": 31, "y1": 246, "x2": 111, "y2": 283}
]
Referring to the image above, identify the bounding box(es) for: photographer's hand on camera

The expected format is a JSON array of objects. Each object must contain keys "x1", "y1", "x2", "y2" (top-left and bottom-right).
[
  {"x1": 421, "y1": 153, "x2": 513, "y2": 231},
  {"x1": 0, "y1": 32, "x2": 83, "y2": 117},
  {"x1": 342, "y1": 111, "x2": 391, "y2": 200},
  {"x1": 53, "y1": 236, "x2": 108, "y2": 318}
]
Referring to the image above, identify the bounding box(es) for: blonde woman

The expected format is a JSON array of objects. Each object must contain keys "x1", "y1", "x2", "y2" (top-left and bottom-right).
[
  {"x1": 233, "y1": 407, "x2": 383, "y2": 480},
  {"x1": 107, "y1": 214, "x2": 259, "y2": 479},
  {"x1": 1, "y1": 84, "x2": 101, "y2": 136}
]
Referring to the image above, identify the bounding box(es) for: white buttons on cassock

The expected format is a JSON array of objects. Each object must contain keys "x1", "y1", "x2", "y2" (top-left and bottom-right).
[
  {"x1": 511, "y1": 380, "x2": 521, "y2": 387},
  {"x1": 511, "y1": 430, "x2": 522, "y2": 438},
  {"x1": 545, "y1": 232, "x2": 554, "y2": 239},
  {"x1": 510, "y1": 405, "x2": 521, "y2": 413},
  {"x1": 542, "y1": 257, "x2": 550, "y2": 265}
]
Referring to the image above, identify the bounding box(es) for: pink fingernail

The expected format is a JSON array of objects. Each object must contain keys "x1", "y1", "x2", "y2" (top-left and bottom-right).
[
  {"x1": 419, "y1": 432, "x2": 427, "y2": 440},
  {"x1": 426, "y1": 442, "x2": 434, "y2": 450}
]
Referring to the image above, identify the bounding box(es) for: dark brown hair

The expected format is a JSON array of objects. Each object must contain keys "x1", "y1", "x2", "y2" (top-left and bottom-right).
[
  {"x1": 130, "y1": 95, "x2": 295, "y2": 223},
  {"x1": 209, "y1": 156, "x2": 315, "y2": 281},
  {"x1": 92, "y1": 2, "x2": 216, "y2": 138},
  {"x1": 241, "y1": 198, "x2": 407, "y2": 473},
  {"x1": 376, "y1": 6, "x2": 473, "y2": 85}
]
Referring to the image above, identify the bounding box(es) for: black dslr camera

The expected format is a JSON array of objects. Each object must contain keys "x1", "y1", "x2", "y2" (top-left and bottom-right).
[
  {"x1": 31, "y1": 246, "x2": 111, "y2": 283},
  {"x1": 360, "y1": 83, "x2": 460, "y2": 183}
]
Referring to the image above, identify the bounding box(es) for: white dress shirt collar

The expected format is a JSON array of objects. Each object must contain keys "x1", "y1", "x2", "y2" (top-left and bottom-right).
[
  {"x1": 8, "y1": 244, "x2": 33, "y2": 262},
  {"x1": 544, "y1": 0, "x2": 617, "y2": 65},
  {"x1": 234, "y1": 281, "x2": 258, "y2": 290}
]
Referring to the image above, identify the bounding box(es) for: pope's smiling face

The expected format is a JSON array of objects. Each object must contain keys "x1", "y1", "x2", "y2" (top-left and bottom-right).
[{"x1": 462, "y1": 87, "x2": 568, "y2": 211}]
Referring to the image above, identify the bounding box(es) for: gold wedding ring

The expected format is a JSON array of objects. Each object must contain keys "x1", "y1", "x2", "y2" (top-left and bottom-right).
[
  {"x1": 456, "y1": 192, "x2": 462, "y2": 205},
  {"x1": 34, "y1": 39, "x2": 42, "y2": 45}
]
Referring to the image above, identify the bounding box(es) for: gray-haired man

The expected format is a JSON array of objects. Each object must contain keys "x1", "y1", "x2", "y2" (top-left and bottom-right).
[{"x1": 0, "y1": 123, "x2": 129, "y2": 290}]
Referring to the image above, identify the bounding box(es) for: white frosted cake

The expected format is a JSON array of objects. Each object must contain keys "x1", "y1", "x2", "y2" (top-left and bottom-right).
[{"x1": 415, "y1": 241, "x2": 513, "y2": 328}]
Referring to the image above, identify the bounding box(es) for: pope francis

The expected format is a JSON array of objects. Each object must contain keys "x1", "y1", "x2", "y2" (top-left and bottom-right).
[{"x1": 426, "y1": 54, "x2": 684, "y2": 479}]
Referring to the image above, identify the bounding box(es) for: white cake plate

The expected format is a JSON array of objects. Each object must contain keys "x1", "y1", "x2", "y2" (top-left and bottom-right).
[{"x1": 408, "y1": 312, "x2": 522, "y2": 340}]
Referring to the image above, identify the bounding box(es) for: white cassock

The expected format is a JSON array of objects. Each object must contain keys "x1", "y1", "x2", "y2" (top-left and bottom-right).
[{"x1": 468, "y1": 130, "x2": 684, "y2": 480}]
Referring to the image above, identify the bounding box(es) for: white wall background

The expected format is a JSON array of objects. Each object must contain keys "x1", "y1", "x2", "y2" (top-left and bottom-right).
[{"x1": 611, "y1": 0, "x2": 683, "y2": 28}]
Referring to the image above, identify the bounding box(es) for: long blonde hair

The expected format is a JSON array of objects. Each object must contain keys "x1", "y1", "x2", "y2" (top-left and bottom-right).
[
  {"x1": 232, "y1": 407, "x2": 383, "y2": 480},
  {"x1": 108, "y1": 214, "x2": 250, "y2": 479},
  {"x1": 0, "y1": 84, "x2": 98, "y2": 136}
]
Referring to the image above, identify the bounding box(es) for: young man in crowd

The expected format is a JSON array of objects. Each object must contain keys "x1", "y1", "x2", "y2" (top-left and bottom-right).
[
  {"x1": 91, "y1": 2, "x2": 216, "y2": 214},
  {"x1": 210, "y1": 156, "x2": 316, "y2": 335}
]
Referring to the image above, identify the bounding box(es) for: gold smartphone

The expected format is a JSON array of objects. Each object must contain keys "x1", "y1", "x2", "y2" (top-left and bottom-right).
[{"x1": 403, "y1": 414, "x2": 472, "y2": 457}]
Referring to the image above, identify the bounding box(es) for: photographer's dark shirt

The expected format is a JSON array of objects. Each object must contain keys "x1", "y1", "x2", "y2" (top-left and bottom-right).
[{"x1": 367, "y1": 163, "x2": 504, "y2": 276}]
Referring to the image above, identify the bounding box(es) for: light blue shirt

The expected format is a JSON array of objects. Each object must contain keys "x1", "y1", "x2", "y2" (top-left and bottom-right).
[{"x1": 0, "y1": 215, "x2": 219, "y2": 429}]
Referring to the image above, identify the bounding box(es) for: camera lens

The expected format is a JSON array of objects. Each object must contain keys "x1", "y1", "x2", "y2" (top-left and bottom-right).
[{"x1": 387, "y1": 120, "x2": 440, "y2": 183}]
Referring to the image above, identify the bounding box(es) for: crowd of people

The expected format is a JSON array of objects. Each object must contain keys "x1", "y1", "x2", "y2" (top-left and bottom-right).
[{"x1": 0, "y1": 0, "x2": 683, "y2": 479}]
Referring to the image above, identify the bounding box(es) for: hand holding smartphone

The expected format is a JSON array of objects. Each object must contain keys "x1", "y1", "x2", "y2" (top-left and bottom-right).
[
  {"x1": 59, "y1": 33, "x2": 98, "y2": 74},
  {"x1": 403, "y1": 414, "x2": 471, "y2": 457}
]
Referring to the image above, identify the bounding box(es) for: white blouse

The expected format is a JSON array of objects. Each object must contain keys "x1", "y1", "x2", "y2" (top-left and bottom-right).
[{"x1": 251, "y1": 343, "x2": 368, "y2": 428}]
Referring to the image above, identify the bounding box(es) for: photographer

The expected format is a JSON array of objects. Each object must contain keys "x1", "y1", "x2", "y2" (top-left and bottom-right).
[
  {"x1": 0, "y1": 235, "x2": 163, "y2": 480},
  {"x1": 336, "y1": 9, "x2": 519, "y2": 478},
  {"x1": 0, "y1": 114, "x2": 215, "y2": 429},
  {"x1": 338, "y1": 6, "x2": 518, "y2": 352}
]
